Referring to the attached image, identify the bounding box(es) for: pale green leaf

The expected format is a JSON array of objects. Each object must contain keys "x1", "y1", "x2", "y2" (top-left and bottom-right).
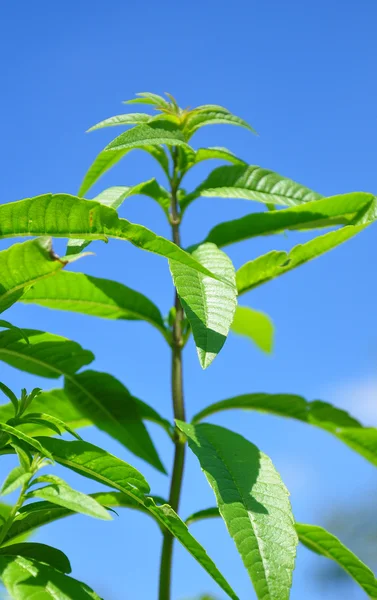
[
  {"x1": 179, "y1": 147, "x2": 245, "y2": 173},
  {"x1": 170, "y1": 243, "x2": 237, "y2": 369},
  {"x1": 296, "y1": 523, "x2": 377, "y2": 598},
  {"x1": 123, "y1": 92, "x2": 171, "y2": 109},
  {"x1": 27, "y1": 479, "x2": 111, "y2": 521},
  {"x1": 0, "y1": 238, "x2": 82, "y2": 314},
  {"x1": 181, "y1": 164, "x2": 322, "y2": 211},
  {"x1": 0, "y1": 194, "x2": 222, "y2": 281},
  {"x1": 236, "y1": 226, "x2": 366, "y2": 295},
  {"x1": 1, "y1": 467, "x2": 31, "y2": 496},
  {"x1": 64, "y1": 370, "x2": 166, "y2": 473},
  {"x1": 0, "y1": 543, "x2": 71, "y2": 574},
  {"x1": 104, "y1": 122, "x2": 190, "y2": 153},
  {"x1": 231, "y1": 306, "x2": 274, "y2": 353},
  {"x1": 87, "y1": 112, "x2": 152, "y2": 131},
  {"x1": 184, "y1": 109, "x2": 256, "y2": 138},
  {"x1": 22, "y1": 271, "x2": 168, "y2": 340},
  {"x1": 0, "y1": 329, "x2": 94, "y2": 379},
  {"x1": 204, "y1": 192, "x2": 376, "y2": 248},
  {"x1": 34, "y1": 437, "x2": 238, "y2": 600},
  {"x1": 0, "y1": 555, "x2": 103, "y2": 599},
  {"x1": 177, "y1": 422, "x2": 297, "y2": 600}
]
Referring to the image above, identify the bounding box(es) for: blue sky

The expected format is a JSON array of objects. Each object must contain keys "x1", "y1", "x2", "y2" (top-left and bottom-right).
[{"x1": 1, "y1": 1, "x2": 377, "y2": 598}]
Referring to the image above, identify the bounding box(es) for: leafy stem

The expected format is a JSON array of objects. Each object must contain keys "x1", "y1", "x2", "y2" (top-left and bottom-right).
[
  {"x1": 0, "y1": 478, "x2": 29, "y2": 546},
  {"x1": 158, "y1": 147, "x2": 187, "y2": 600}
]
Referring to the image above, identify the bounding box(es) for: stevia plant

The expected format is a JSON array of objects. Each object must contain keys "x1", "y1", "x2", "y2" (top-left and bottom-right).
[{"x1": 0, "y1": 91, "x2": 376, "y2": 600}]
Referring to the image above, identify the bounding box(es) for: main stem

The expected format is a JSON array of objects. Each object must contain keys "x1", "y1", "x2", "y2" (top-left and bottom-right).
[{"x1": 158, "y1": 150, "x2": 186, "y2": 600}]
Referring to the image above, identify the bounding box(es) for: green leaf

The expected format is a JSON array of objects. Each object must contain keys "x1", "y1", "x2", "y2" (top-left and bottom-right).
[
  {"x1": 16, "y1": 413, "x2": 81, "y2": 440},
  {"x1": 231, "y1": 306, "x2": 274, "y2": 353},
  {"x1": 4, "y1": 492, "x2": 164, "y2": 544},
  {"x1": 170, "y1": 243, "x2": 237, "y2": 369},
  {"x1": 104, "y1": 122, "x2": 190, "y2": 153},
  {"x1": 0, "y1": 194, "x2": 222, "y2": 281},
  {"x1": 1, "y1": 466, "x2": 31, "y2": 496},
  {"x1": 87, "y1": 112, "x2": 152, "y2": 131},
  {"x1": 204, "y1": 192, "x2": 376, "y2": 248},
  {"x1": 190, "y1": 393, "x2": 377, "y2": 468},
  {"x1": 236, "y1": 225, "x2": 366, "y2": 295},
  {"x1": 22, "y1": 271, "x2": 168, "y2": 340},
  {"x1": 178, "y1": 147, "x2": 245, "y2": 174},
  {"x1": 0, "y1": 322, "x2": 29, "y2": 345},
  {"x1": 64, "y1": 370, "x2": 166, "y2": 472},
  {"x1": 0, "y1": 329, "x2": 94, "y2": 379},
  {"x1": 296, "y1": 523, "x2": 377, "y2": 598},
  {"x1": 134, "y1": 397, "x2": 174, "y2": 439},
  {"x1": 177, "y1": 422, "x2": 297, "y2": 600},
  {"x1": 27, "y1": 476, "x2": 112, "y2": 521},
  {"x1": 123, "y1": 92, "x2": 171, "y2": 109},
  {"x1": 0, "y1": 382, "x2": 18, "y2": 415},
  {"x1": 79, "y1": 145, "x2": 169, "y2": 197},
  {"x1": 186, "y1": 507, "x2": 220, "y2": 527},
  {"x1": 0, "y1": 238, "x2": 81, "y2": 314},
  {"x1": 34, "y1": 437, "x2": 238, "y2": 600},
  {"x1": 0, "y1": 542, "x2": 71, "y2": 574},
  {"x1": 68, "y1": 181, "x2": 171, "y2": 255},
  {"x1": 184, "y1": 109, "x2": 256, "y2": 138},
  {"x1": 0, "y1": 423, "x2": 54, "y2": 461},
  {"x1": 0, "y1": 555, "x2": 103, "y2": 599},
  {"x1": 181, "y1": 164, "x2": 322, "y2": 212},
  {"x1": 10, "y1": 442, "x2": 32, "y2": 472}
]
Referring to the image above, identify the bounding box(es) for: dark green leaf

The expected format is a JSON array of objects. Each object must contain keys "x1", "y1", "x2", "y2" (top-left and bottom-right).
[
  {"x1": 296, "y1": 523, "x2": 377, "y2": 598},
  {"x1": 22, "y1": 271, "x2": 169, "y2": 340},
  {"x1": 0, "y1": 329, "x2": 94, "y2": 379},
  {"x1": 0, "y1": 322, "x2": 29, "y2": 345},
  {"x1": 181, "y1": 164, "x2": 322, "y2": 212},
  {"x1": 64, "y1": 370, "x2": 166, "y2": 472},
  {"x1": 236, "y1": 226, "x2": 366, "y2": 295},
  {"x1": 177, "y1": 422, "x2": 297, "y2": 600},
  {"x1": 204, "y1": 192, "x2": 375, "y2": 248},
  {"x1": 0, "y1": 382, "x2": 18, "y2": 415},
  {"x1": 170, "y1": 243, "x2": 237, "y2": 369},
  {"x1": 0, "y1": 555, "x2": 103, "y2": 599},
  {"x1": 34, "y1": 437, "x2": 238, "y2": 599},
  {"x1": 0, "y1": 423, "x2": 53, "y2": 461},
  {"x1": 0, "y1": 194, "x2": 222, "y2": 281},
  {"x1": 0, "y1": 543, "x2": 71, "y2": 574},
  {"x1": 231, "y1": 306, "x2": 274, "y2": 353}
]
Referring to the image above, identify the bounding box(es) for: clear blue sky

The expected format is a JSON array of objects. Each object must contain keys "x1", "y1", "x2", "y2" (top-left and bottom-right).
[{"x1": 1, "y1": 1, "x2": 377, "y2": 598}]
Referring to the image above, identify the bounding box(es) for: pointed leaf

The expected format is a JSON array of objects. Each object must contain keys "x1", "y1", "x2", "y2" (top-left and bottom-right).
[
  {"x1": 134, "y1": 397, "x2": 174, "y2": 439},
  {"x1": 0, "y1": 322, "x2": 29, "y2": 345},
  {"x1": 22, "y1": 271, "x2": 168, "y2": 340},
  {"x1": 0, "y1": 382, "x2": 18, "y2": 415},
  {"x1": 177, "y1": 422, "x2": 297, "y2": 600},
  {"x1": 33, "y1": 437, "x2": 238, "y2": 600},
  {"x1": 0, "y1": 329, "x2": 94, "y2": 379},
  {"x1": 182, "y1": 164, "x2": 322, "y2": 212},
  {"x1": 0, "y1": 555, "x2": 103, "y2": 599},
  {"x1": 64, "y1": 370, "x2": 166, "y2": 472},
  {"x1": 0, "y1": 195, "x2": 222, "y2": 281},
  {"x1": 296, "y1": 523, "x2": 377, "y2": 598},
  {"x1": 0, "y1": 423, "x2": 53, "y2": 461},
  {"x1": 27, "y1": 479, "x2": 112, "y2": 521},
  {"x1": 179, "y1": 147, "x2": 245, "y2": 173},
  {"x1": 186, "y1": 507, "x2": 220, "y2": 527},
  {"x1": 170, "y1": 243, "x2": 237, "y2": 368},
  {"x1": 17, "y1": 413, "x2": 81, "y2": 440},
  {"x1": 204, "y1": 192, "x2": 376, "y2": 248},
  {"x1": 87, "y1": 112, "x2": 152, "y2": 131},
  {"x1": 123, "y1": 92, "x2": 170, "y2": 109},
  {"x1": 237, "y1": 225, "x2": 366, "y2": 295},
  {"x1": 0, "y1": 238, "x2": 80, "y2": 314},
  {"x1": 184, "y1": 109, "x2": 256, "y2": 138},
  {"x1": 191, "y1": 393, "x2": 377, "y2": 468},
  {"x1": 79, "y1": 145, "x2": 169, "y2": 196},
  {"x1": 68, "y1": 181, "x2": 171, "y2": 255},
  {"x1": 0, "y1": 543, "x2": 71, "y2": 573},
  {"x1": 1, "y1": 467, "x2": 31, "y2": 496},
  {"x1": 104, "y1": 122, "x2": 190, "y2": 153},
  {"x1": 231, "y1": 306, "x2": 274, "y2": 353}
]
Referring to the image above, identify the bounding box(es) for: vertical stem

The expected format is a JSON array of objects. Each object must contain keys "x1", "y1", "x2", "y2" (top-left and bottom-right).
[{"x1": 158, "y1": 149, "x2": 186, "y2": 600}]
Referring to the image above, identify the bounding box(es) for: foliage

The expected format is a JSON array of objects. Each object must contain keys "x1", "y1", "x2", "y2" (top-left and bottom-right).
[{"x1": 0, "y1": 91, "x2": 376, "y2": 600}]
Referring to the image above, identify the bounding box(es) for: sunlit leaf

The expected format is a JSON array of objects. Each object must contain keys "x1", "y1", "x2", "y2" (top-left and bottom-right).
[
  {"x1": 184, "y1": 109, "x2": 255, "y2": 138},
  {"x1": 170, "y1": 243, "x2": 237, "y2": 368},
  {"x1": 0, "y1": 543, "x2": 71, "y2": 574},
  {"x1": 87, "y1": 112, "x2": 152, "y2": 131},
  {"x1": 181, "y1": 164, "x2": 322, "y2": 212},
  {"x1": 178, "y1": 422, "x2": 297, "y2": 600},
  {"x1": 1, "y1": 466, "x2": 31, "y2": 496}
]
